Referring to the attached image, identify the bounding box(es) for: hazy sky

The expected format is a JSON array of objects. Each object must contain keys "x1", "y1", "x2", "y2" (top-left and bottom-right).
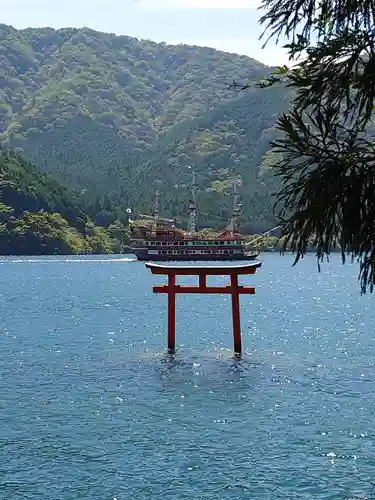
[{"x1": 1, "y1": 0, "x2": 290, "y2": 66}]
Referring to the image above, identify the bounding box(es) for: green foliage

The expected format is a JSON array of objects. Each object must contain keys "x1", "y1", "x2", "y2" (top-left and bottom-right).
[
  {"x1": 0, "y1": 23, "x2": 267, "y2": 150},
  {"x1": 5, "y1": 211, "x2": 86, "y2": 255},
  {"x1": 129, "y1": 89, "x2": 289, "y2": 233},
  {"x1": 0, "y1": 24, "x2": 285, "y2": 233},
  {"x1": 106, "y1": 220, "x2": 131, "y2": 252},
  {"x1": 0, "y1": 202, "x2": 14, "y2": 219},
  {"x1": 84, "y1": 220, "x2": 115, "y2": 254},
  {"x1": 0, "y1": 149, "x2": 85, "y2": 228},
  {"x1": 258, "y1": 0, "x2": 375, "y2": 292},
  {"x1": 270, "y1": 109, "x2": 375, "y2": 293},
  {"x1": 0, "y1": 151, "x2": 119, "y2": 255}
]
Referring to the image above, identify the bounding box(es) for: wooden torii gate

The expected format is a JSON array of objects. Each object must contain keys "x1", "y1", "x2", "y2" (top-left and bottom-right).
[{"x1": 145, "y1": 262, "x2": 261, "y2": 354}]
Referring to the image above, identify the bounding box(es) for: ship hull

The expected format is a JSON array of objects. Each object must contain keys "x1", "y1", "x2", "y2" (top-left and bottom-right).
[{"x1": 134, "y1": 252, "x2": 259, "y2": 261}]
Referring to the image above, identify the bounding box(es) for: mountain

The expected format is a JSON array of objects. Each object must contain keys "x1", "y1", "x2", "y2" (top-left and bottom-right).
[
  {"x1": 130, "y1": 89, "x2": 287, "y2": 233},
  {"x1": 0, "y1": 24, "x2": 286, "y2": 232},
  {"x1": 0, "y1": 151, "x2": 126, "y2": 255}
]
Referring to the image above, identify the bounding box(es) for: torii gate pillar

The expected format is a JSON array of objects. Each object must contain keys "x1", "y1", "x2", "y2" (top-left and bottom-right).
[{"x1": 145, "y1": 262, "x2": 261, "y2": 355}]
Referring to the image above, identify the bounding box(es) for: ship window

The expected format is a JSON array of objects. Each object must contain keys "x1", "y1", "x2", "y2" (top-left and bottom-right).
[{"x1": 162, "y1": 242, "x2": 166, "y2": 246}]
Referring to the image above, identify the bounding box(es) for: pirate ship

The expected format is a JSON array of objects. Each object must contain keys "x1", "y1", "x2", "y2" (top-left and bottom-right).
[{"x1": 129, "y1": 172, "x2": 259, "y2": 262}]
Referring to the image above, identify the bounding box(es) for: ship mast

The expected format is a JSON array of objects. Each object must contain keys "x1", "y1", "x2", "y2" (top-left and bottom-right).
[
  {"x1": 152, "y1": 188, "x2": 160, "y2": 222},
  {"x1": 138, "y1": 182, "x2": 175, "y2": 224},
  {"x1": 228, "y1": 181, "x2": 242, "y2": 235},
  {"x1": 187, "y1": 167, "x2": 197, "y2": 234},
  {"x1": 151, "y1": 183, "x2": 161, "y2": 236}
]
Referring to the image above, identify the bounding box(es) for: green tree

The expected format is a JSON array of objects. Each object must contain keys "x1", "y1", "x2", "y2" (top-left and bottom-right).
[
  {"x1": 258, "y1": 0, "x2": 375, "y2": 292},
  {"x1": 0, "y1": 151, "x2": 119, "y2": 255},
  {"x1": 0, "y1": 203, "x2": 14, "y2": 222},
  {"x1": 7, "y1": 211, "x2": 86, "y2": 255},
  {"x1": 84, "y1": 220, "x2": 114, "y2": 254},
  {"x1": 107, "y1": 220, "x2": 131, "y2": 253}
]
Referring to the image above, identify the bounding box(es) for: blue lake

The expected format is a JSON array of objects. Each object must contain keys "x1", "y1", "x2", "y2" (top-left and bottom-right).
[{"x1": 0, "y1": 254, "x2": 374, "y2": 499}]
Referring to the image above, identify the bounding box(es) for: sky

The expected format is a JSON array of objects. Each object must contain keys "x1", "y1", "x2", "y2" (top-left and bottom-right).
[{"x1": 1, "y1": 0, "x2": 290, "y2": 66}]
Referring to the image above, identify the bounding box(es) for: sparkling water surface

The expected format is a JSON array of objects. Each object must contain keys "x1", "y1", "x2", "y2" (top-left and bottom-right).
[{"x1": 0, "y1": 254, "x2": 374, "y2": 499}]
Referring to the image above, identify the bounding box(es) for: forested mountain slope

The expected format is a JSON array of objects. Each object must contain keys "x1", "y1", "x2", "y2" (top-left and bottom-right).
[
  {"x1": 130, "y1": 88, "x2": 288, "y2": 232},
  {"x1": 0, "y1": 151, "x2": 123, "y2": 255},
  {"x1": 0, "y1": 24, "x2": 286, "y2": 231}
]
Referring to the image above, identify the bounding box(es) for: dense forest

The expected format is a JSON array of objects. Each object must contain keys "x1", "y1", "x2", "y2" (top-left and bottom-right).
[
  {"x1": 0, "y1": 151, "x2": 130, "y2": 255},
  {"x1": 0, "y1": 24, "x2": 287, "y2": 240}
]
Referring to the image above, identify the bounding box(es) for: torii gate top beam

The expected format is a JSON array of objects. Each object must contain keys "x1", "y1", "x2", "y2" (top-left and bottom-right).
[{"x1": 145, "y1": 262, "x2": 261, "y2": 276}]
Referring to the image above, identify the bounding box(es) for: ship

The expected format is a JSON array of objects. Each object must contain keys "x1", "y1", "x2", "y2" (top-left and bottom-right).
[{"x1": 129, "y1": 172, "x2": 259, "y2": 262}]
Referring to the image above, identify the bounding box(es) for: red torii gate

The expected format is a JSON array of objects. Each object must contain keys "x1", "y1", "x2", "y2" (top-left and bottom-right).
[{"x1": 145, "y1": 262, "x2": 261, "y2": 355}]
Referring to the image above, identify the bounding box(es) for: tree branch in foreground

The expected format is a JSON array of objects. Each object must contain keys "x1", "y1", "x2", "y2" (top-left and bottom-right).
[{"x1": 272, "y1": 107, "x2": 375, "y2": 293}]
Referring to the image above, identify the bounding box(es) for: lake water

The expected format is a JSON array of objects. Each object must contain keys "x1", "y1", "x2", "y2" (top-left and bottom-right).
[{"x1": 0, "y1": 254, "x2": 374, "y2": 499}]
